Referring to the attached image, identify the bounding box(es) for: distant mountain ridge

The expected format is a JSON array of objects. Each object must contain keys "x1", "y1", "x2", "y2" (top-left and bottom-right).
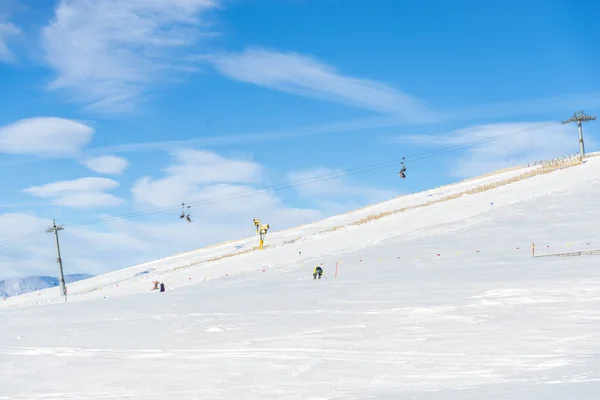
[{"x1": 0, "y1": 274, "x2": 94, "y2": 298}]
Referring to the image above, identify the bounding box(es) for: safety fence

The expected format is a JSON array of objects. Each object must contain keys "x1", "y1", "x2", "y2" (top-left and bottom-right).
[
  {"x1": 282, "y1": 154, "x2": 583, "y2": 236},
  {"x1": 533, "y1": 249, "x2": 600, "y2": 258},
  {"x1": 170, "y1": 154, "x2": 585, "y2": 271},
  {"x1": 533, "y1": 241, "x2": 600, "y2": 258},
  {"x1": 176, "y1": 154, "x2": 583, "y2": 264},
  {"x1": 285, "y1": 165, "x2": 526, "y2": 231},
  {"x1": 171, "y1": 154, "x2": 584, "y2": 274},
  {"x1": 317, "y1": 155, "x2": 583, "y2": 233}
]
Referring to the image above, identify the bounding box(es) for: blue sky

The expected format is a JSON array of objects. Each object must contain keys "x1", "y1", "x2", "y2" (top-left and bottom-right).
[{"x1": 0, "y1": 0, "x2": 599, "y2": 278}]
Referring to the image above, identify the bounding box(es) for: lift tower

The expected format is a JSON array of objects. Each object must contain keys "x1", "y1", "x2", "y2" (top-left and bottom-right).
[{"x1": 562, "y1": 110, "x2": 596, "y2": 158}]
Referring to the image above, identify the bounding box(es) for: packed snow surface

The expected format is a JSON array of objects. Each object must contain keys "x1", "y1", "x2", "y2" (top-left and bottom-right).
[{"x1": 2, "y1": 159, "x2": 600, "y2": 399}]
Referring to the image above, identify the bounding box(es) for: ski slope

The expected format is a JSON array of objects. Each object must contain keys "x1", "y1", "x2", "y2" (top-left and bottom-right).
[
  {"x1": 2, "y1": 157, "x2": 600, "y2": 399},
  {"x1": 0, "y1": 162, "x2": 548, "y2": 307}
]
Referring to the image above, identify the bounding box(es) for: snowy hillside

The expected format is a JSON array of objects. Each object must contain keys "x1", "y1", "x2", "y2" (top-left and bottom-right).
[
  {"x1": 0, "y1": 274, "x2": 93, "y2": 298},
  {"x1": 2, "y1": 155, "x2": 600, "y2": 399}
]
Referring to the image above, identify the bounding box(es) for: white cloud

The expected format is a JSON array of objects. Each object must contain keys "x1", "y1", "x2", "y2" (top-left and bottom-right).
[
  {"x1": 131, "y1": 148, "x2": 326, "y2": 226},
  {"x1": 1, "y1": 157, "x2": 323, "y2": 277},
  {"x1": 0, "y1": 203, "x2": 321, "y2": 278},
  {"x1": 0, "y1": 117, "x2": 94, "y2": 156},
  {"x1": 399, "y1": 122, "x2": 593, "y2": 178},
  {"x1": 168, "y1": 149, "x2": 262, "y2": 184},
  {"x1": 0, "y1": 149, "x2": 402, "y2": 278},
  {"x1": 0, "y1": 213, "x2": 147, "y2": 278},
  {"x1": 23, "y1": 177, "x2": 117, "y2": 197},
  {"x1": 80, "y1": 92, "x2": 600, "y2": 157},
  {"x1": 132, "y1": 149, "x2": 263, "y2": 207},
  {"x1": 53, "y1": 192, "x2": 124, "y2": 208},
  {"x1": 41, "y1": 0, "x2": 220, "y2": 112},
  {"x1": 23, "y1": 177, "x2": 124, "y2": 208},
  {"x1": 82, "y1": 155, "x2": 129, "y2": 175},
  {"x1": 0, "y1": 21, "x2": 19, "y2": 62},
  {"x1": 208, "y1": 48, "x2": 434, "y2": 121},
  {"x1": 0, "y1": 213, "x2": 58, "y2": 278}
]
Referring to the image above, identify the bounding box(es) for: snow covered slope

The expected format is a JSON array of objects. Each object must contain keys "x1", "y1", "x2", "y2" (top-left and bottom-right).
[
  {"x1": 2, "y1": 156, "x2": 600, "y2": 399},
  {"x1": 0, "y1": 160, "x2": 560, "y2": 308},
  {"x1": 0, "y1": 274, "x2": 93, "y2": 298}
]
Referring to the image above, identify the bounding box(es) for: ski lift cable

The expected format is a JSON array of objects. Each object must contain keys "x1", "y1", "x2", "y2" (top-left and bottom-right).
[
  {"x1": 0, "y1": 121, "x2": 558, "y2": 243},
  {"x1": 0, "y1": 229, "x2": 48, "y2": 247},
  {"x1": 28, "y1": 121, "x2": 562, "y2": 230},
  {"x1": 66, "y1": 120, "x2": 557, "y2": 228}
]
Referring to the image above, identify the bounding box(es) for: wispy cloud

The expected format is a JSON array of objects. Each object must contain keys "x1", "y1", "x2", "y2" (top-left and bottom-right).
[
  {"x1": 2, "y1": 148, "x2": 400, "y2": 277},
  {"x1": 0, "y1": 149, "x2": 327, "y2": 277},
  {"x1": 82, "y1": 92, "x2": 600, "y2": 157},
  {"x1": 396, "y1": 122, "x2": 593, "y2": 178},
  {"x1": 132, "y1": 149, "x2": 264, "y2": 208},
  {"x1": 23, "y1": 177, "x2": 124, "y2": 208},
  {"x1": 88, "y1": 115, "x2": 401, "y2": 154},
  {"x1": 0, "y1": 202, "x2": 322, "y2": 277},
  {"x1": 0, "y1": 117, "x2": 94, "y2": 156},
  {"x1": 130, "y1": 149, "x2": 327, "y2": 238},
  {"x1": 82, "y1": 155, "x2": 129, "y2": 175},
  {"x1": 0, "y1": 212, "x2": 147, "y2": 277},
  {"x1": 439, "y1": 93, "x2": 600, "y2": 123},
  {"x1": 51, "y1": 192, "x2": 125, "y2": 208},
  {"x1": 287, "y1": 167, "x2": 398, "y2": 213},
  {"x1": 0, "y1": 21, "x2": 20, "y2": 62},
  {"x1": 41, "y1": 0, "x2": 221, "y2": 112},
  {"x1": 208, "y1": 48, "x2": 435, "y2": 121},
  {"x1": 24, "y1": 177, "x2": 118, "y2": 197}
]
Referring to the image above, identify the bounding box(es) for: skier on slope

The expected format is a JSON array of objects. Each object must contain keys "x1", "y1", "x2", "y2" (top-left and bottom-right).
[
  {"x1": 313, "y1": 265, "x2": 323, "y2": 280},
  {"x1": 160, "y1": 282, "x2": 165, "y2": 292}
]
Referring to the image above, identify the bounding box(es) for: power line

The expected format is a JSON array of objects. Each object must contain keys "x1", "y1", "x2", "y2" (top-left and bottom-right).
[{"x1": 0, "y1": 120, "x2": 558, "y2": 246}]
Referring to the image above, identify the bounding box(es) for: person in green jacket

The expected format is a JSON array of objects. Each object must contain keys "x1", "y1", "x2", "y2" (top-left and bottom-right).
[{"x1": 313, "y1": 265, "x2": 323, "y2": 280}]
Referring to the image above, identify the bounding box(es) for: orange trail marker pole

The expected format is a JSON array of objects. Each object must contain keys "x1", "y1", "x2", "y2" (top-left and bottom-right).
[
  {"x1": 532, "y1": 242, "x2": 535, "y2": 258},
  {"x1": 335, "y1": 262, "x2": 339, "y2": 279}
]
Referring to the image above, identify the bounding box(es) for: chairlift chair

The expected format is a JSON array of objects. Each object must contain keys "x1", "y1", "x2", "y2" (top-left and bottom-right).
[{"x1": 398, "y1": 157, "x2": 407, "y2": 178}]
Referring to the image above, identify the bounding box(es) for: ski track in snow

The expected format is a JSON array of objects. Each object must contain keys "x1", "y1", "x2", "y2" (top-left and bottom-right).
[{"x1": 2, "y1": 160, "x2": 600, "y2": 399}]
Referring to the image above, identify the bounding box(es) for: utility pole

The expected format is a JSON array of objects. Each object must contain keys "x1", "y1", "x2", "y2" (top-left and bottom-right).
[
  {"x1": 46, "y1": 219, "x2": 67, "y2": 299},
  {"x1": 562, "y1": 110, "x2": 596, "y2": 158}
]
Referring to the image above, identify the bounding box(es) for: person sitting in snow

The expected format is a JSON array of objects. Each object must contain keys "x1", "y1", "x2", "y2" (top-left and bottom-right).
[
  {"x1": 160, "y1": 282, "x2": 165, "y2": 292},
  {"x1": 313, "y1": 266, "x2": 323, "y2": 280},
  {"x1": 152, "y1": 281, "x2": 159, "y2": 290}
]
